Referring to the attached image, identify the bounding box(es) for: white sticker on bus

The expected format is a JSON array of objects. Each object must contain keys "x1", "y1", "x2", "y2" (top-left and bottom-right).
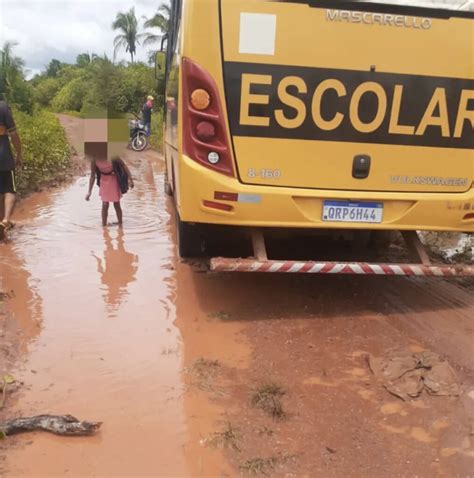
[{"x1": 239, "y1": 13, "x2": 276, "y2": 56}]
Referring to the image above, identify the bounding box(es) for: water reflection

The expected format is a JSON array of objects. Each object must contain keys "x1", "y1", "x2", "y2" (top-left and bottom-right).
[
  {"x1": 94, "y1": 228, "x2": 138, "y2": 313},
  {"x1": 0, "y1": 242, "x2": 43, "y2": 349}
]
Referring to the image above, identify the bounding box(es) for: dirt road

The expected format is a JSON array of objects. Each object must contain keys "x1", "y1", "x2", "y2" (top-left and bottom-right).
[{"x1": 0, "y1": 115, "x2": 473, "y2": 477}]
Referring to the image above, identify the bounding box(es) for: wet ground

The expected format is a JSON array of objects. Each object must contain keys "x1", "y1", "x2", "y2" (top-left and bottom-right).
[{"x1": 0, "y1": 116, "x2": 473, "y2": 477}]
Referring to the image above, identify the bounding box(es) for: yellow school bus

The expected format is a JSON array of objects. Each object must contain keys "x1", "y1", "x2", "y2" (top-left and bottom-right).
[{"x1": 161, "y1": 0, "x2": 473, "y2": 261}]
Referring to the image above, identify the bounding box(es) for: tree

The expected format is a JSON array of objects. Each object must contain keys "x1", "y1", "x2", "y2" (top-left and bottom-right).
[
  {"x1": 0, "y1": 42, "x2": 24, "y2": 99},
  {"x1": 0, "y1": 42, "x2": 33, "y2": 112},
  {"x1": 46, "y1": 59, "x2": 64, "y2": 78},
  {"x1": 33, "y1": 77, "x2": 62, "y2": 107},
  {"x1": 76, "y1": 53, "x2": 99, "y2": 68},
  {"x1": 112, "y1": 7, "x2": 143, "y2": 64},
  {"x1": 143, "y1": 2, "x2": 171, "y2": 46}
]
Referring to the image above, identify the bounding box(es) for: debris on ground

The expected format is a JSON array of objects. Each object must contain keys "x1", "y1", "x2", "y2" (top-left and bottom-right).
[
  {"x1": 0, "y1": 291, "x2": 15, "y2": 302},
  {"x1": 239, "y1": 453, "x2": 296, "y2": 476},
  {"x1": 0, "y1": 375, "x2": 16, "y2": 409},
  {"x1": 251, "y1": 383, "x2": 286, "y2": 419},
  {"x1": 200, "y1": 422, "x2": 240, "y2": 452},
  {"x1": 368, "y1": 351, "x2": 460, "y2": 401},
  {"x1": 0, "y1": 415, "x2": 102, "y2": 437},
  {"x1": 419, "y1": 232, "x2": 473, "y2": 264},
  {"x1": 185, "y1": 357, "x2": 221, "y2": 392},
  {"x1": 208, "y1": 311, "x2": 232, "y2": 321}
]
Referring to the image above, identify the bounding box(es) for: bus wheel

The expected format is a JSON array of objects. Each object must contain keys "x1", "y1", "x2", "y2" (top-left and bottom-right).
[
  {"x1": 177, "y1": 214, "x2": 207, "y2": 258},
  {"x1": 164, "y1": 169, "x2": 173, "y2": 197}
]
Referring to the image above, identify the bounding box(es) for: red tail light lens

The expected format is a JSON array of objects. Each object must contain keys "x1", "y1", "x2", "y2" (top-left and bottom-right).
[
  {"x1": 182, "y1": 58, "x2": 234, "y2": 177},
  {"x1": 196, "y1": 121, "x2": 216, "y2": 142}
]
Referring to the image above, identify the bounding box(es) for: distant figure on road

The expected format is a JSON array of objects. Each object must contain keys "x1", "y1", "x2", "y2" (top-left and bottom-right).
[
  {"x1": 85, "y1": 142, "x2": 134, "y2": 227},
  {"x1": 0, "y1": 100, "x2": 23, "y2": 239},
  {"x1": 142, "y1": 95, "x2": 154, "y2": 137}
]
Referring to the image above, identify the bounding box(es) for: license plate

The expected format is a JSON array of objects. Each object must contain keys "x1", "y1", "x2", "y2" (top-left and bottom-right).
[{"x1": 322, "y1": 200, "x2": 383, "y2": 224}]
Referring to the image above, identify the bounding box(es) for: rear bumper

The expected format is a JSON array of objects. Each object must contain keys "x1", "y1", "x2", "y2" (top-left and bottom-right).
[{"x1": 178, "y1": 155, "x2": 474, "y2": 233}]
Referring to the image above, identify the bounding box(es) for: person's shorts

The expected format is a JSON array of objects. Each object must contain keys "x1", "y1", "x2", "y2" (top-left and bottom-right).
[{"x1": 0, "y1": 170, "x2": 16, "y2": 194}]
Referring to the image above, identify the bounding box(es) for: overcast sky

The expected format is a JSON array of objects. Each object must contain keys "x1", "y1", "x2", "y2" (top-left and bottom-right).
[{"x1": 0, "y1": 0, "x2": 163, "y2": 78}]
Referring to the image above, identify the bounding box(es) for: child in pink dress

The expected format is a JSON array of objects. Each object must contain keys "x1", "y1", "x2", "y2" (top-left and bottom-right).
[{"x1": 85, "y1": 144, "x2": 133, "y2": 226}]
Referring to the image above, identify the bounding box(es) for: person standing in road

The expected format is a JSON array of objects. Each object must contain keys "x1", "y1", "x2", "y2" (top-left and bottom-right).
[
  {"x1": 142, "y1": 95, "x2": 154, "y2": 137},
  {"x1": 0, "y1": 100, "x2": 23, "y2": 239},
  {"x1": 84, "y1": 142, "x2": 134, "y2": 228}
]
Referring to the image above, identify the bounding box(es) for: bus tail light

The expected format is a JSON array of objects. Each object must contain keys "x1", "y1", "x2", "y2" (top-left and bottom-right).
[
  {"x1": 196, "y1": 121, "x2": 216, "y2": 142},
  {"x1": 182, "y1": 58, "x2": 234, "y2": 177}
]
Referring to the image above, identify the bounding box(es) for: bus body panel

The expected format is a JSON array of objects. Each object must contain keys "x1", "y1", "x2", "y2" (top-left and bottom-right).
[
  {"x1": 220, "y1": 0, "x2": 473, "y2": 193},
  {"x1": 165, "y1": 0, "x2": 474, "y2": 233}
]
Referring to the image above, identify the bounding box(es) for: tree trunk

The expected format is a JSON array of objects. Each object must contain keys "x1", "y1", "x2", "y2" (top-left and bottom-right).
[{"x1": 0, "y1": 415, "x2": 102, "y2": 436}]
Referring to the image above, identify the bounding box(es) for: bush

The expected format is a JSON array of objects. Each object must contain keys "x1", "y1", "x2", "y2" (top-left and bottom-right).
[
  {"x1": 52, "y1": 76, "x2": 87, "y2": 112},
  {"x1": 14, "y1": 110, "x2": 70, "y2": 194},
  {"x1": 149, "y1": 109, "x2": 163, "y2": 152},
  {"x1": 33, "y1": 77, "x2": 62, "y2": 107}
]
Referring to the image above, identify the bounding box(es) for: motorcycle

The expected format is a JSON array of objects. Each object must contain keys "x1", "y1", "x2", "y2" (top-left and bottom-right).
[{"x1": 128, "y1": 115, "x2": 148, "y2": 152}]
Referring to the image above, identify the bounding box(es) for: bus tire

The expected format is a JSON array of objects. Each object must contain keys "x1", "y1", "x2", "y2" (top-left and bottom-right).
[
  {"x1": 177, "y1": 214, "x2": 207, "y2": 258},
  {"x1": 164, "y1": 169, "x2": 173, "y2": 197}
]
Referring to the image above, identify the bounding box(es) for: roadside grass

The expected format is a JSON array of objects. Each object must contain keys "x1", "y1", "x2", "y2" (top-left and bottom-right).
[
  {"x1": 240, "y1": 454, "x2": 296, "y2": 476},
  {"x1": 208, "y1": 311, "x2": 233, "y2": 321},
  {"x1": 251, "y1": 383, "x2": 286, "y2": 420},
  {"x1": 257, "y1": 426, "x2": 274, "y2": 437},
  {"x1": 185, "y1": 357, "x2": 221, "y2": 392},
  {"x1": 201, "y1": 422, "x2": 240, "y2": 452}
]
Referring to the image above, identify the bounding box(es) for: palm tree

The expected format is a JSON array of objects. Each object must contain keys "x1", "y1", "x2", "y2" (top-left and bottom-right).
[
  {"x1": 112, "y1": 7, "x2": 142, "y2": 64},
  {"x1": 143, "y1": 2, "x2": 171, "y2": 46},
  {"x1": 0, "y1": 42, "x2": 25, "y2": 100}
]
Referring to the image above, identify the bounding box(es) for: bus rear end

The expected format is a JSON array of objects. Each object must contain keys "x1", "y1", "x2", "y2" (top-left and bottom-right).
[{"x1": 165, "y1": 0, "x2": 473, "y2": 272}]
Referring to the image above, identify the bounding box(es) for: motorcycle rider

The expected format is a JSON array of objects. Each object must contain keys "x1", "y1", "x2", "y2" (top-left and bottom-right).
[{"x1": 142, "y1": 95, "x2": 154, "y2": 137}]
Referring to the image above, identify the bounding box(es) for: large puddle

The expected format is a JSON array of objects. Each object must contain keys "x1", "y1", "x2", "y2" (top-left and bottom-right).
[{"x1": 0, "y1": 120, "x2": 244, "y2": 476}]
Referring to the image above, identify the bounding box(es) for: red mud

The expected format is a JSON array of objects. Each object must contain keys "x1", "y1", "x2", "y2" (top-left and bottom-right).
[{"x1": 0, "y1": 115, "x2": 473, "y2": 477}]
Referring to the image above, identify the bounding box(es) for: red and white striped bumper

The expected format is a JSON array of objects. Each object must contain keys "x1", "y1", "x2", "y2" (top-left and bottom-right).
[{"x1": 210, "y1": 258, "x2": 474, "y2": 276}]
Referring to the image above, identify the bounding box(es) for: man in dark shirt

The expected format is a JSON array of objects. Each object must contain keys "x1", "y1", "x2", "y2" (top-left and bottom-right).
[
  {"x1": 142, "y1": 95, "x2": 154, "y2": 137},
  {"x1": 0, "y1": 100, "x2": 23, "y2": 238}
]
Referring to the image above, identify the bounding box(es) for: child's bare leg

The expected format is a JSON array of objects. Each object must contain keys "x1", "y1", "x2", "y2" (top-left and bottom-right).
[
  {"x1": 102, "y1": 202, "x2": 109, "y2": 227},
  {"x1": 113, "y1": 202, "x2": 123, "y2": 225}
]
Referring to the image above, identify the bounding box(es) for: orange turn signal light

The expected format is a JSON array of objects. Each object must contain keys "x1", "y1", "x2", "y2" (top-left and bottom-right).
[{"x1": 190, "y1": 89, "x2": 210, "y2": 111}]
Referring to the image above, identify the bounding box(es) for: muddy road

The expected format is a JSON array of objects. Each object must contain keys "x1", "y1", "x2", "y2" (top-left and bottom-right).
[{"x1": 0, "y1": 115, "x2": 473, "y2": 477}]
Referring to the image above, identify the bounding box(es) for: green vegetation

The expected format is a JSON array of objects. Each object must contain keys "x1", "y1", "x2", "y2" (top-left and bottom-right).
[
  {"x1": 0, "y1": 42, "x2": 34, "y2": 113},
  {"x1": 0, "y1": 2, "x2": 170, "y2": 194},
  {"x1": 113, "y1": 7, "x2": 142, "y2": 64},
  {"x1": 14, "y1": 110, "x2": 70, "y2": 195},
  {"x1": 144, "y1": 3, "x2": 171, "y2": 47}
]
